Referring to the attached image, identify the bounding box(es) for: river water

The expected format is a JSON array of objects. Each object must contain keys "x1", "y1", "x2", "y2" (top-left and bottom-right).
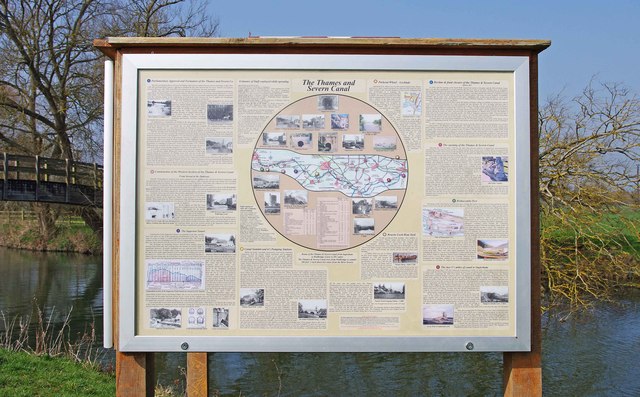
[{"x1": 0, "y1": 247, "x2": 638, "y2": 396}]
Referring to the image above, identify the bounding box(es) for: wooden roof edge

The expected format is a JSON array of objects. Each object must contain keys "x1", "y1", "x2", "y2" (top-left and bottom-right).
[
  {"x1": 93, "y1": 38, "x2": 117, "y2": 59},
  {"x1": 94, "y1": 37, "x2": 551, "y2": 58}
]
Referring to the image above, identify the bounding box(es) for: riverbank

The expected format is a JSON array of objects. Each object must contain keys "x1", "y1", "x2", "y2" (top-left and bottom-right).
[
  {"x1": 0, "y1": 221, "x2": 101, "y2": 254},
  {"x1": 0, "y1": 348, "x2": 115, "y2": 396}
]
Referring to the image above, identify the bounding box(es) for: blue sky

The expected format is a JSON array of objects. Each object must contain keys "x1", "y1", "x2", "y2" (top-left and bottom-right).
[{"x1": 210, "y1": 0, "x2": 640, "y2": 101}]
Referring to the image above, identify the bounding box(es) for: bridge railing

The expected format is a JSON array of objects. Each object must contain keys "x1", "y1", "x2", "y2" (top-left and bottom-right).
[{"x1": 1, "y1": 153, "x2": 103, "y2": 206}]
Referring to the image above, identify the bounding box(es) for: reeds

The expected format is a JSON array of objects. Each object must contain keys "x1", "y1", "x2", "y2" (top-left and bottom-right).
[{"x1": 0, "y1": 299, "x2": 105, "y2": 369}]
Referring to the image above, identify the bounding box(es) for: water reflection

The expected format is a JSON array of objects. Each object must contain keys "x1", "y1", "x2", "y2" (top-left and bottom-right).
[
  {"x1": 1, "y1": 247, "x2": 639, "y2": 396},
  {"x1": 206, "y1": 352, "x2": 503, "y2": 396},
  {"x1": 542, "y1": 292, "x2": 640, "y2": 396},
  {"x1": 0, "y1": 247, "x2": 103, "y2": 340}
]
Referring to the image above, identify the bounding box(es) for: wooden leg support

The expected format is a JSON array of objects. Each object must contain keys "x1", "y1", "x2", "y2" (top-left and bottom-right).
[
  {"x1": 116, "y1": 352, "x2": 155, "y2": 397},
  {"x1": 503, "y1": 351, "x2": 542, "y2": 396},
  {"x1": 187, "y1": 352, "x2": 209, "y2": 397}
]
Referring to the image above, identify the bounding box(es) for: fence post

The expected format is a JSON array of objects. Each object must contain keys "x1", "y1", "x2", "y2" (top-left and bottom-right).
[
  {"x1": 2, "y1": 153, "x2": 7, "y2": 200},
  {"x1": 94, "y1": 162, "x2": 98, "y2": 204},
  {"x1": 65, "y1": 159, "x2": 71, "y2": 203},
  {"x1": 35, "y1": 155, "x2": 40, "y2": 201}
]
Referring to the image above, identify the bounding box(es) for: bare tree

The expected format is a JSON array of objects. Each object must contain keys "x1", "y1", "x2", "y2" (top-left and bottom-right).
[
  {"x1": 539, "y1": 80, "x2": 640, "y2": 310},
  {"x1": 110, "y1": 0, "x2": 219, "y2": 37},
  {"x1": 0, "y1": 0, "x2": 219, "y2": 243}
]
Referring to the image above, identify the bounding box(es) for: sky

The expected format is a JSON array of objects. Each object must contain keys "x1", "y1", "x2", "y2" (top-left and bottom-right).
[{"x1": 210, "y1": 0, "x2": 640, "y2": 101}]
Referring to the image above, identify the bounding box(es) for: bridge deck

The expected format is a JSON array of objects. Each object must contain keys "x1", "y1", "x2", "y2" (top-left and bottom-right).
[{"x1": 1, "y1": 153, "x2": 103, "y2": 206}]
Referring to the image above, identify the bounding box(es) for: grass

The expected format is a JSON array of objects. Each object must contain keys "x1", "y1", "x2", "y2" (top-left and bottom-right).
[
  {"x1": 540, "y1": 206, "x2": 640, "y2": 310},
  {"x1": 0, "y1": 303, "x2": 114, "y2": 396},
  {"x1": 0, "y1": 222, "x2": 101, "y2": 254},
  {"x1": 0, "y1": 348, "x2": 115, "y2": 397},
  {"x1": 542, "y1": 207, "x2": 640, "y2": 260},
  {"x1": 0, "y1": 303, "x2": 186, "y2": 396}
]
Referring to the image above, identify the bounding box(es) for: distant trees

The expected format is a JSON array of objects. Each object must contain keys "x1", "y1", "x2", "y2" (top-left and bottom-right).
[
  {"x1": 0, "y1": 0, "x2": 218, "y2": 242},
  {"x1": 538, "y1": 80, "x2": 640, "y2": 310}
]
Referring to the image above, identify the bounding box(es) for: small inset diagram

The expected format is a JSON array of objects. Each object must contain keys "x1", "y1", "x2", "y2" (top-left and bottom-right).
[{"x1": 423, "y1": 207, "x2": 464, "y2": 237}]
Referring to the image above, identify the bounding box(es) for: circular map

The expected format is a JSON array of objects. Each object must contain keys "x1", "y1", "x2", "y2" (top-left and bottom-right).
[{"x1": 251, "y1": 94, "x2": 408, "y2": 251}]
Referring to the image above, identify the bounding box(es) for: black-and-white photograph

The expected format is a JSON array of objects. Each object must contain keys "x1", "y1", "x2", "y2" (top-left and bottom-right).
[
  {"x1": 352, "y1": 198, "x2": 373, "y2": 215},
  {"x1": 422, "y1": 304, "x2": 454, "y2": 325},
  {"x1": 331, "y1": 113, "x2": 349, "y2": 130},
  {"x1": 373, "y1": 282, "x2": 405, "y2": 299},
  {"x1": 186, "y1": 307, "x2": 206, "y2": 329},
  {"x1": 290, "y1": 132, "x2": 313, "y2": 149},
  {"x1": 262, "y1": 132, "x2": 287, "y2": 146},
  {"x1": 206, "y1": 137, "x2": 233, "y2": 154},
  {"x1": 212, "y1": 308, "x2": 229, "y2": 328},
  {"x1": 353, "y1": 218, "x2": 374, "y2": 235},
  {"x1": 205, "y1": 233, "x2": 236, "y2": 253},
  {"x1": 373, "y1": 136, "x2": 397, "y2": 151},
  {"x1": 240, "y1": 288, "x2": 264, "y2": 307},
  {"x1": 147, "y1": 100, "x2": 171, "y2": 117},
  {"x1": 317, "y1": 95, "x2": 338, "y2": 111},
  {"x1": 145, "y1": 202, "x2": 175, "y2": 221},
  {"x1": 318, "y1": 132, "x2": 337, "y2": 152},
  {"x1": 298, "y1": 300, "x2": 327, "y2": 319},
  {"x1": 149, "y1": 308, "x2": 181, "y2": 329},
  {"x1": 264, "y1": 192, "x2": 281, "y2": 214},
  {"x1": 252, "y1": 174, "x2": 279, "y2": 189},
  {"x1": 342, "y1": 134, "x2": 364, "y2": 150},
  {"x1": 206, "y1": 193, "x2": 237, "y2": 211},
  {"x1": 393, "y1": 252, "x2": 418, "y2": 264},
  {"x1": 374, "y1": 196, "x2": 398, "y2": 209},
  {"x1": 359, "y1": 114, "x2": 382, "y2": 132},
  {"x1": 303, "y1": 114, "x2": 325, "y2": 129},
  {"x1": 480, "y1": 286, "x2": 509, "y2": 303},
  {"x1": 207, "y1": 104, "x2": 233, "y2": 122},
  {"x1": 275, "y1": 115, "x2": 301, "y2": 129},
  {"x1": 284, "y1": 190, "x2": 308, "y2": 205}
]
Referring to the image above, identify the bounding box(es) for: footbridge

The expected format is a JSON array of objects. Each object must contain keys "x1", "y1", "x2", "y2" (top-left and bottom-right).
[{"x1": 0, "y1": 153, "x2": 103, "y2": 206}]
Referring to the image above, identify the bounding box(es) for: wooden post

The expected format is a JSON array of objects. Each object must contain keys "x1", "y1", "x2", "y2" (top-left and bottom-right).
[
  {"x1": 187, "y1": 352, "x2": 209, "y2": 397},
  {"x1": 502, "y1": 52, "x2": 542, "y2": 397},
  {"x1": 34, "y1": 155, "x2": 40, "y2": 201},
  {"x1": 116, "y1": 352, "x2": 155, "y2": 397},
  {"x1": 94, "y1": 162, "x2": 98, "y2": 203},
  {"x1": 2, "y1": 153, "x2": 7, "y2": 200},
  {"x1": 65, "y1": 159, "x2": 71, "y2": 203}
]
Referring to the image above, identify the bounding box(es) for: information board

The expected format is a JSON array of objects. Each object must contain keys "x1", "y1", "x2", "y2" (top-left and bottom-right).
[{"x1": 118, "y1": 54, "x2": 531, "y2": 352}]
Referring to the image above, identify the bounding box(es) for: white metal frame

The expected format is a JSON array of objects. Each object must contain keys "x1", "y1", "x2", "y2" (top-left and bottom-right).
[{"x1": 114, "y1": 53, "x2": 531, "y2": 352}]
